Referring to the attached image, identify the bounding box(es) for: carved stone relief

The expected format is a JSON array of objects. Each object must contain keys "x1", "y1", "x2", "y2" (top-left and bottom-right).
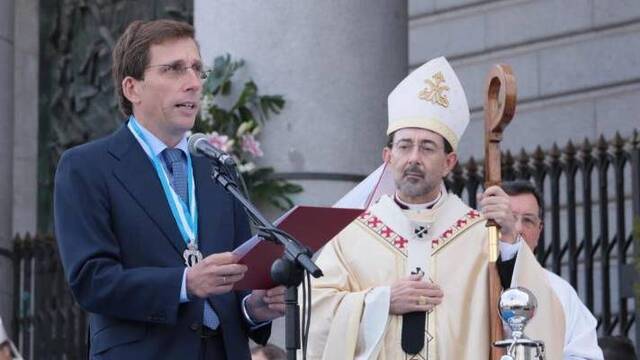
[{"x1": 38, "y1": 0, "x2": 193, "y2": 231}]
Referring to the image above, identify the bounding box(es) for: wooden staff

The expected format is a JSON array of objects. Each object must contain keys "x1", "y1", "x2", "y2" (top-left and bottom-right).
[{"x1": 484, "y1": 64, "x2": 517, "y2": 360}]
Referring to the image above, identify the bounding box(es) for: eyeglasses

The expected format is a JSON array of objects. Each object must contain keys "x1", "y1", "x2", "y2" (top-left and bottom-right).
[
  {"x1": 513, "y1": 213, "x2": 541, "y2": 229},
  {"x1": 146, "y1": 62, "x2": 210, "y2": 80},
  {"x1": 392, "y1": 141, "x2": 443, "y2": 155}
]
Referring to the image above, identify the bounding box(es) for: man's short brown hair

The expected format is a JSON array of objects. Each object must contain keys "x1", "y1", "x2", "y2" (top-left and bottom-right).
[
  {"x1": 112, "y1": 19, "x2": 195, "y2": 116},
  {"x1": 501, "y1": 180, "x2": 544, "y2": 219}
]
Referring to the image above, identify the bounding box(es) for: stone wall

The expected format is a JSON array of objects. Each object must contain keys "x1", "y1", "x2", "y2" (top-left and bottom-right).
[
  {"x1": 195, "y1": 0, "x2": 408, "y2": 207},
  {"x1": 409, "y1": 0, "x2": 640, "y2": 161}
]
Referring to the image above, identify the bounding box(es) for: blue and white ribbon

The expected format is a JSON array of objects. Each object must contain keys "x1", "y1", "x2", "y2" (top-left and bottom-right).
[{"x1": 127, "y1": 116, "x2": 198, "y2": 245}]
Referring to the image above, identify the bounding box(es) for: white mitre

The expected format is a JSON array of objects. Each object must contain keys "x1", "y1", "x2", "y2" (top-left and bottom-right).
[{"x1": 387, "y1": 56, "x2": 470, "y2": 150}]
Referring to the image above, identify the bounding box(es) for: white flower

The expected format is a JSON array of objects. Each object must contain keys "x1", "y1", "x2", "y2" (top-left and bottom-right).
[
  {"x1": 236, "y1": 121, "x2": 253, "y2": 137},
  {"x1": 238, "y1": 161, "x2": 256, "y2": 173},
  {"x1": 199, "y1": 95, "x2": 214, "y2": 123}
]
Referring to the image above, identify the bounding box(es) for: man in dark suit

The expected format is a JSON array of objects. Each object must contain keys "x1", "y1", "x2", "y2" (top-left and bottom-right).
[{"x1": 54, "y1": 19, "x2": 285, "y2": 359}]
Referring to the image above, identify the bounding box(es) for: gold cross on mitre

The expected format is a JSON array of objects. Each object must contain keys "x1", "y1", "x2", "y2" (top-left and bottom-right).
[{"x1": 418, "y1": 71, "x2": 450, "y2": 108}]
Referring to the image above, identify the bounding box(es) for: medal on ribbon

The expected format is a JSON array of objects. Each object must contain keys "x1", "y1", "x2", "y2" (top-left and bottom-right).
[{"x1": 183, "y1": 240, "x2": 204, "y2": 267}]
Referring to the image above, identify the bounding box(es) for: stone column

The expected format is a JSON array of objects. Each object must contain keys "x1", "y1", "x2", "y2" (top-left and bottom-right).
[
  {"x1": 0, "y1": 0, "x2": 38, "y2": 338},
  {"x1": 195, "y1": 0, "x2": 407, "y2": 347},
  {"x1": 195, "y1": 0, "x2": 408, "y2": 206},
  {"x1": 12, "y1": 0, "x2": 39, "y2": 237},
  {"x1": 0, "y1": 0, "x2": 15, "y2": 335}
]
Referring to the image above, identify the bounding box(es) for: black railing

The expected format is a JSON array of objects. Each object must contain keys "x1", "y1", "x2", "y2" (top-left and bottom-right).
[
  {"x1": 12, "y1": 235, "x2": 87, "y2": 360},
  {"x1": 12, "y1": 130, "x2": 640, "y2": 357},
  {"x1": 446, "y1": 130, "x2": 639, "y2": 342}
]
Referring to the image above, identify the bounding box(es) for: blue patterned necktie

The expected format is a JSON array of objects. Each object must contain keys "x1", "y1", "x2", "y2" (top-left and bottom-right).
[
  {"x1": 163, "y1": 148, "x2": 220, "y2": 329},
  {"x1": 163, "y1": 148, "x2": 188, "y2": 205}
]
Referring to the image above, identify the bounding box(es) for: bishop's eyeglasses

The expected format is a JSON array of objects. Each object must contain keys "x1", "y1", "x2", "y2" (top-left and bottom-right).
[{"x1": 392, "y1": 140, "x2": 443, "y2": 156}]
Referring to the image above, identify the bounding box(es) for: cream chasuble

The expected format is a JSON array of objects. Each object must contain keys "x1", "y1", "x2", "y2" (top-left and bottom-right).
[{"x1": 306, "y1": 193, "x2": 565, "y2": 360}]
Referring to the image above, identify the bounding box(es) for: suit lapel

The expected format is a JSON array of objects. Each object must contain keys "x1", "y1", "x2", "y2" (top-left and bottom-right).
[
  {"x1": 192, "y1": 157, "x2": 230, "y2": 256},
  {"x1": 192, "y1": 158, "x2": 239, "y2": 321},
  {"x1": 108, "y1": 125, "x2": 186, "y2": 257}
]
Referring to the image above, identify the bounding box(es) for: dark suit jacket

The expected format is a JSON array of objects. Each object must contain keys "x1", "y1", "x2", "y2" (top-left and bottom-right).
[{"x1": 54, "y1": 124, "x2": 270, "y2": 359}]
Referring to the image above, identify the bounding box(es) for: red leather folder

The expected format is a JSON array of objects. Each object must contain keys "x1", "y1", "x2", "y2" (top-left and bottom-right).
[{"x1": 233, "y1": 206, "x2": 363, "y2": 290}]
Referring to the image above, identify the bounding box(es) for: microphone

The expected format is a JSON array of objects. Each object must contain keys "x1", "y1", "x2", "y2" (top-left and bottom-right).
[{"x1": 188, "y1": 133, "x2": 236, "y2": 167}]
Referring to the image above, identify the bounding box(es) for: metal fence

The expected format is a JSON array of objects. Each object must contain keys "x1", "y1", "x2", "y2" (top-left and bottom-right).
[
  {"x1": 446, "y1": 130, "x2": 639, "y2": 343},
  {"x1": 12, "y1": 130, "x2": 640, "y2": 358},
  {"x1": 12, "y1": 235, "x2": 87, "y2": 360}
]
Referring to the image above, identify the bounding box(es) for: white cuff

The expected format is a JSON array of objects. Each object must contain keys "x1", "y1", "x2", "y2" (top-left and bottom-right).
[
  {"x1": 242, "y1": 294, "x2": 271, "y2": 329},
  {"x1": 179, "y1": 268, "x2": 189, "y2": 303}
]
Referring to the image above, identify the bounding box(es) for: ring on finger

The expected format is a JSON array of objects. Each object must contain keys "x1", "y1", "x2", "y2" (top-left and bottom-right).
[
  {"x1": 418, "y1": 295, "x2": 427, "y2": 306},
  {"x1": 222, "y1": 276, "x2": 227, "y2": 284}
]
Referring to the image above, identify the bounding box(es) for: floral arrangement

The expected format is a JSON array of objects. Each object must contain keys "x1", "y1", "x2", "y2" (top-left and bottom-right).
[{"x1": 193, "y1": 54, "x2": 302, "y2": 209}]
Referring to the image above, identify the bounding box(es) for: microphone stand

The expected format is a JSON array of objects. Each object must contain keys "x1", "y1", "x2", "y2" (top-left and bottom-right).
[{"x1": 208, "y1": 162, "x2": 323, "y2": 360}]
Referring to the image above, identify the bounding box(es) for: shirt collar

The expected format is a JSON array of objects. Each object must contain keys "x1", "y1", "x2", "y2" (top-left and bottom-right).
[
  {"x1": 129, "y1": 115, "x2": 188, "y2": 156},
  {"x1": 393, "y1": 183, "x2": 446, "y2": 210}
]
